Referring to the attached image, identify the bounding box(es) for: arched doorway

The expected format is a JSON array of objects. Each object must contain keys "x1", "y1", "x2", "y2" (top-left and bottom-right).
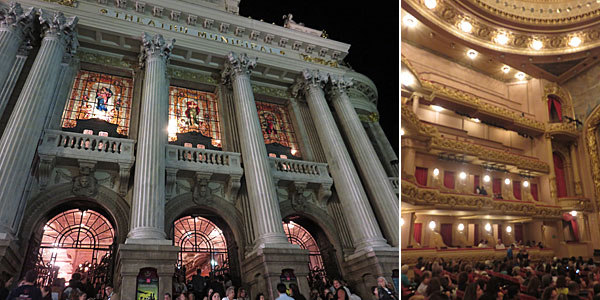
[
  {"x1": 173, "y1": 216, "x2": 229, "y2": 280},
  {"x1": 34, "y1": 208, "x2": 115, "y2": 289},
  {"x1": 283, "y1": 221, "x2": 325, "y2": 277}
]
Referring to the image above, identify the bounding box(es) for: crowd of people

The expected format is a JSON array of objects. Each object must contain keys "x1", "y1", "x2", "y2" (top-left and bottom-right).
[{"x1": 401, "y1": 249, "x2": 600, "y2": 300}]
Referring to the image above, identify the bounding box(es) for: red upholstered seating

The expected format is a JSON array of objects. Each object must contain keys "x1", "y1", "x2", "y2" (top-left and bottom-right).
[{"x1": 519, "y1": 294, "x2": 538, "y2": 300}]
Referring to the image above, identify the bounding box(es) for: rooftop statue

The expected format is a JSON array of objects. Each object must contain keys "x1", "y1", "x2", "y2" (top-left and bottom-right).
[{"x1": 282, "y1": 13, "x2": 323, "y2": 37}]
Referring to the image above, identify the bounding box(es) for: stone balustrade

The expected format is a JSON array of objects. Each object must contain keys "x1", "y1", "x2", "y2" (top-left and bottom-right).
[{"x1": 269, "y1": 157, "x2": 333, "y2": 208}]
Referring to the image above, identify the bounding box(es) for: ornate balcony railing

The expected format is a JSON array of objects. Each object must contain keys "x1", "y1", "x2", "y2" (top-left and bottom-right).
[
  {"x1": 269, "y1": 157, "x2": 333, "y2": 209},
  {"x1": 557, "y1": 196, "x2": 593, "y2": 212},
  {"x1": 546, "y1": 120, "x2": 580, "y2": 140}
]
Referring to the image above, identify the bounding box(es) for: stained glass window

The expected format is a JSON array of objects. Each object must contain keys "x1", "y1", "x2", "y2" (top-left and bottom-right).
[
  {"x1": 169, "y1": 86, "x2": 222, "y2": 149},
  {"x1": 61, "y1": 71, "x2": 133, "y2": 137},
  {"x1": 283, "y1": 221, "x2": 325, "y2": 274},
  {"x1": 256, "y1": 100, "x2": 301, "y2": 158}
]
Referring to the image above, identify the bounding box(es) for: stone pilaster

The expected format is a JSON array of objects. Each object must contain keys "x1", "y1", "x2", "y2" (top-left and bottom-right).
[
  {"x1": 127, "y1": 33, "x2": 174, "y2": 243},
  {"x1": 365, "y1": 120, "x2": 399, "y2": 177},
  {"x1": 570, "y1": 143, "x2": 583, "y2": 196},
  {"x1": 328, "y1": 75, "x2": 399, "y2": 247},
  {"x1": 0, "y1": 2, "x2": 34, "y2": 118},
  {"x1": 221, "y1": 52, "x2": 289, "y2": 248},
  {"x1": 545, "y1": 135, "x2": 557, "y2": 201},
  {"x1": 291, "y1": 69, "x2": 389, "y2": 253},
  {"x1": 0, "y1": 10, "x2": 78, "y2": 239}
]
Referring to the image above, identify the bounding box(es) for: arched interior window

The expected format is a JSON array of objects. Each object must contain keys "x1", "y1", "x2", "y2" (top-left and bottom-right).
[
  {"x1": 61, "y1": 71, "x2": 133, "y2": 137},
  {"x1": 282, "y1": 221, "x2": 325, "y2": 274},
  {"x1": 256, "y1": 100, "x2": 301, "y2": 159},
  {"x1": 168, "y1": 87, "x2": 222, "y2": 149},
  {"x1": 548, "y1": 96, "x2": 563, "y2": 123}
]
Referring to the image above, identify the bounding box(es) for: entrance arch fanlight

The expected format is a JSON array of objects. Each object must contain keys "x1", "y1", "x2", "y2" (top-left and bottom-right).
[{"x1": 282, "y1": 221, "x2": 325, "y2": 275}]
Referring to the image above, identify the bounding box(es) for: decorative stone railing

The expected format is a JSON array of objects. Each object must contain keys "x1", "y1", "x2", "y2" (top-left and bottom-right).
[
  {"x1": 390, "y1": 177, "x2": 399, "y2": 194},
  {"x1": 546, "y1": 120, "x2": 580, "y2": 140},
  {"x1": 269, "y1": 157, "x2": 333, "y2": 209},
  {"x1": 401, "y1": 179, "x2": 563, "y2": 218},
  {"x1": 557, "y1": 196, "x2": 593, "y2": 212},
  {"x1": 165, "y1": 145, "x2": 243, "y2": 201},
  {"x1": 37, "y1": 129, "x2": 136, "y2": 195},
  {"x1": 400, "y1": 247, "x2": 554, "y2": 265}
]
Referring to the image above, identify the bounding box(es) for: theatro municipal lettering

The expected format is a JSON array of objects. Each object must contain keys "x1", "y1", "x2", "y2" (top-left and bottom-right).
[{"x1": 99, "y1": 8, "x2": 286, "y2": 56}]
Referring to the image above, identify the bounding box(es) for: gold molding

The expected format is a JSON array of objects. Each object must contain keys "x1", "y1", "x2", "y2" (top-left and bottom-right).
[
  {"x1": 585, "y1": 106, "x2": 600, "y2": 208},
  {"x1": 542, "y1": 83, "x2": 575, "y2": 116}
]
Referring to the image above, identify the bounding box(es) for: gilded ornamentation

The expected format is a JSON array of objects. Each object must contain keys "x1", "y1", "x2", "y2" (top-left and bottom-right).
[
  {"x1": 585, "y1": 107, "x2": 600, "y2": 207},
  {"x1": 546, "y1": 120, "x2": 580, "y2": 138},
  {"x1": 77, "y1": 50, "x2": 134, "y2": 69},
  {"x1": 42, "y1": 0, "x2": 77, "y2": 7},
  {"x1": 543, "y1": 83, "x2": 574, "y2": 115}
]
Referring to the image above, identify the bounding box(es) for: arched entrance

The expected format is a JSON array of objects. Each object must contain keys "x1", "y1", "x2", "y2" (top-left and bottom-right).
[
  {"x1": 283, "y1": 221, "x2": 325, "y2": 278},
  {"x1": 173, "y1": 216, "x2": 229, "y2": 280},
  {"x1": 34, "y1": 208, "x2": 115, "y2": 289}
]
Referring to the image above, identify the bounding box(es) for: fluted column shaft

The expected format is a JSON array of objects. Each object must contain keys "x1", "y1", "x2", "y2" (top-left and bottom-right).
[
  {"x1": 0, "y1": 3, "x2": 34, "y2": 118},
  {"x1": 0, "y1": 11, "x2": 78, "y2": 239},
  {"x1": 569, "y1": 143, "x2": 583, "y2": 196},
  {"x1": 222, "y1": 52, "x2": 289, "y2": 248},
  {"x1": 367, "y1": 121, "x2": 399, "y2": 176},
  {"x1": 545, "y1": 135, "x2": 557, "y2": 201},
  {"x1": 293, "y1": 70, "x2": 389, "y2": 252},
  {"x1": 127, "y1": 33, "x2": 174, "y2": 242},
  {"x1": 329, "y1": 78, "x2": 399, "y2": 247}
]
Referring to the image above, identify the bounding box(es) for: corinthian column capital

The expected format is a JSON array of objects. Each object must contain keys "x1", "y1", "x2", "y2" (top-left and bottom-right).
[
  {"x1": 290, "y1": 69, "x2": 329, "y2": 98},
  {"x1": 221, "y1": 52, "x2": 257, "y2": 85},
  {"x1": 139, "y1": 32, "x2": 175, "y2": 66},
  {"x1": 38, "y1": 10, "x2": 78, "y2": 55},
  {"x1": 327, "y1": 74, "x2": 353, "y2": 96},
  {"x1": 1, "y1": 2, "x2": 34, "y2": 28}
]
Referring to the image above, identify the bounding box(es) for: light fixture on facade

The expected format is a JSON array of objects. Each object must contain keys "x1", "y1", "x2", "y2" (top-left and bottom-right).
[
  {"x1": 568, "y1": 36, "x2": 582, "y2": 47},
  {"x1": 403, "y1": 14, "x2": 418, "y2": 28},
  {"x1": 458, "y1": 223, "x2": 465, "y2": 231},
  {"x1": 505, "y1": 178, "x2": 511, "y2": 185},
  {"x1": 530, "y1": 39, "x2": 544, "y2": 50},
  {"x1": 571, "y1": 210, "x2": 577, "y2": 217},
  {"x1": 459, "y1": 172, "x2": 467, "y2": 179},
  {"x1": 501, "y1": 65, "x2": 511, "y2": 73},
  {"x1": 485, "y1": 223, "x2": 492, "y2": 232},
  {"x1": 429, "y1": 220, "x2": 437, "y2": 230},
  {"x1": 459, "y1": 20, "x2": 473, "y2": 33},
  {"x1": 424, "y1": 0, "x2": 438, "y2": 9},
  {"x1": 433, "y1": 168, "x2": 440, "y2": 176},
  {"x1": 515, "y1": 72, "x2": 526, "y2": 80},
  {"x1": 495, "y1": 32, "x2": 509, "y2": 45},
  {"x1": 431, "y1": 105, "x2": 444, "y2": 112},
  {"x1": 506, "y1": 225, "x2": 512, "y2": 233},
  {"x1": 466, "y1": 49, "x2": 478, "y2": 59},
  {"x1": 291, "y1": 149, "x2": 298, "y2": 155},
  {"x1": 523, "y1": 180, "x2": 529, "y2": 187},
  {"x1": 483, "y1": 175, "x2": 491, "y2": 182}
]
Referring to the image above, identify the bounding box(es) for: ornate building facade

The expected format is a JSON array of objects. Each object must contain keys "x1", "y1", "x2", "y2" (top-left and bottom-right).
[
  {"x1": 0, "y1": 0, "x2": 400, "y2": 299},
  {"x1": 401, "y1": 0, "x2": 600, "y2": 265}
]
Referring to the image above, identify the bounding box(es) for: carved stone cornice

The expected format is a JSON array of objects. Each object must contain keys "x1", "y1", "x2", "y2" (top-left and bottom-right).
[
  {"x1": 0, "y1": 2, "x2": 35, "y2": 37},
  {"x1": 38, "y1": 10, "x2": 78, "y2": 55},
  {"x1": 167, "y1": 67, "x2": 217, "y2": 85},
  {"x1": 77, "y1": 49, "x2": 135, "y2": 69},
  {"x1": 290, "y1": 69, "x2": 329, "y2": 98},
  {"x1": 220, "y1": 51, "x2": 256, "y2": 85},
  {"x1": 327, "y1": 74, "x2": 353, "y2": 98},
  {"x1": 251, "y1": 84, "x2": 290, "y2": 98},
  {"x1": 139, "y1": 32, "x2": 175, "y2": 66}
]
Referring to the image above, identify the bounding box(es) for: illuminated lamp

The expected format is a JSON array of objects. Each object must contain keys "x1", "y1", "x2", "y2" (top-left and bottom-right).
[
  {"x1": 495, "y1": 32, "x2": 509, "y2": 45},
  {"x1": 459, "y1": 172, "x2": 467, "y2": 179},
  {"x1": 523, "y1": 180, "x2": 529, "y2": 187},
  {"x1": 501, "y1": 65, "x2": 510, "y2": 73},
  {"x1": 433, "y1": 168, "x2": 440, "y2": 176},
  {"x1": 458, "y1": 223, "x2": 465, "y2": 231},
  {"x1": 485, "y1": 223, "x2": 492, "y2": 232},
  {"x1": 531, "y1": 39, "x2": 543, "y2": 50},
  {"x1": 505, "y1": 178, "x2": 511, "y2": 185},
  {"x1": 483, "y1": 175, "x2": 491, "y2": 182},
  {"x1": 403, "y1": 14, "x2": 417, "y2": 28},
  {"x1": 459, "y1": 20, "x2": 472, "y2": 33},
  {"x1": 429, "y1": 221, "x2": 436, "y2": 230},
  {"x1": 424, "y1": 0, "x2": 437, "y2": 9},
  {"x1": 568, "y1": 36, "x2": 582, "y2": 47},
  {"x1": 431, "y1": 105, "x2": 444, "y2": 112},
  {"x1": 506, "y1": 226, "x2": 512, "y2": 233}
]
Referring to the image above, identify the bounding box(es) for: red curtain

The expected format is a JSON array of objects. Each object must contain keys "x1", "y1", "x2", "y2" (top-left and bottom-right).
[
  {"x1": 444, "y1": 171, "x2": 455, "y2": 189},
  {"x1": 531, "y1": 184, "x2": 539, "y2": 201},
  {"x1": 562, "y1": 213, "x2": 579, "y2": 242},
  {"x1": 493, "y1": 178, "x2": 501, "y2": 195},
  {"x1": 413, "y1": 223, "x2": 422, "y2": 244},
  {"x1": 441, "y1": 224, "x2": 453, "y2": 247},
  {"x1": 474, "y1": 175, "x2": 480, "y2": 193},
  {"x1": 513, "y1": 181, "x2": 522, "y2": 200},
  {"x1": 548, "y1": 97, "x2": 563, "y2": 122},
  {"x1": 415, "y1": 167, "x2": 428, "y2": 186},
  {"x1": 474, "y1": 224, "x2": 479, "y2": 246},
  {"x1": 553, "y1": 153, "x2": 568, "y2": 198},
  {"x1": 515, "y1": 224, "x2": 524, "y2": 244}
]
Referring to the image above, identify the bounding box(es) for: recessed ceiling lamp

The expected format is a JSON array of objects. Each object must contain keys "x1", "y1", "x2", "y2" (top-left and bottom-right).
[
  {"x1": 401, "y1": 71, "x2": 415, "y2": 86},
  {"x1": 403, "y1": 14, "x2": 418, "y2": 28},
  {"x1": 495, "y1": 32, "x2": 510, "y2": 45},
  {"x1": 431, "y1": 105, "x2": 444, "y2": 112},
  {"x1": 568, "y1": 36, "x2": 582, "y2": 47},
  {"x1": 531, "y1": 39, "x2": 544, "y2": 50},
  {"x1": 424, "y1": 0, "x2": 438, "y2": 9},
  {"x1": 459, "y1": 20, "x2": 473, "y2": 33},
  {"x1": 466, "y1": 49, "x2": 478, "y2": 59},
  {"x1": 515, "y1": 72, "x2": 526, "y2": 80},
  {"x1": 501, "y1": 65, "x2": 511, "y2": 73}
]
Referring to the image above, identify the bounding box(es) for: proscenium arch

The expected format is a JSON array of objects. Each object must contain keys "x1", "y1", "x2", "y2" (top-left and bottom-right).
[{"x1": 584, "y1": 103, "x2": 600, "y2": 208}]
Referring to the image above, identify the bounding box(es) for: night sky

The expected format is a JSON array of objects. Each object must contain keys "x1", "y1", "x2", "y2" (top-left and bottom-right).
[{"x1": 239, "y1": 1, "x2": 399, "y2": 156}]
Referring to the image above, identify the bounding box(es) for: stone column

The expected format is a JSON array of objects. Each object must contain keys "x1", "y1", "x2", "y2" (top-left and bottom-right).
[
  {"x1": 126, "y1": 33, "x2": 174, "y2": 243},
  {"x1": 570, "y1": 143, "x2": 583, "y2": 196},
  {"x1": 366, "y1": 120, "x2": 399, "y2": 177},
  {"x1": 0, "y1": 3, "x2": 34, "y2": 118},
  {"x1": 328, "y1": 75, "x2": 399, "y2": 247},
  {"x1": 545, "y1": 134, "x2": 557, "y2": 201},
  {"x1": 221, "y1": 52, "x2": 290, "y2": 248},
  {"x1": 292, "y1": 69, "x2": 389, "y2": 252},
  {"x1": 411, "y1": 93, "x2": 420, "y2": 113},
  {"x1": 0, "y1": 11, "x2": 78, "y2": 239}
]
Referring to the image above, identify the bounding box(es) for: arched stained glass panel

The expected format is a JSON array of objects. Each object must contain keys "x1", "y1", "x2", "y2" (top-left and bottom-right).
[
  {"x1": 168, "y1": 87, "x2": 221, "y2": 148},
  {"x1": 282, "y1": 221, "x2": 324, "y2": 273}
]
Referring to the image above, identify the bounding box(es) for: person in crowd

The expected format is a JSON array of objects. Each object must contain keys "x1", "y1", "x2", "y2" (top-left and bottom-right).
[
  {"x1": 495, "y1": 240, "x2": 505, "y2": 250},
  {"x1": 479, "y1": 186, "x2": 487, "y2": 195},
  {"x1": 371, "y1": 287, "x2": 378, "y2": 300},
  {"x1": 478, "y1": 240, "x2": 486, "y2": 248},
  {"x1": 556, "y1": 276, "x2": 568, "y2": 295},
  {"x1": 174, "y1": 276, "x2": 188, "y2": 297},
  {"x1": 335, "y1": 288, "x2": 349, "y2": 300},
  {"x1": 0, "y1": 274, "x2": 14, "y2": 300},
  {"x1": 6, "y1": 270, "x2": 42, "y2": 300},
  {"x1": 567, "y1": 282, "x2": 581, "y2": 300},
  {"x1": 104, "y1": 285, "x2": 116, "y2": 300},
  {"x1": 416, "y1": 271, "x2": 431, "y2": 295},
  {"x1": 310, "y1": 288, "x2": 323, "y2": 300},
  {"x1": 255, "y1": 294, "x2": 265, "y2": 300},
  {"x1": 276, "y1": 284, "x2": 293, "y2": 300},
  {"x1": 375, "y1": 277, "x2": 397, "y2": 300},
  {"x1": 542, "y1": 287, "x2": 558, "y2": 300},
  {"x1": 237, "y1": 288, "x2": 248, "y2": 300},
  {"x1": 462, "y1": 282, "x2": 482, "y2": 300},
  {"x1": 165, "y1": 293, "x2": 172, "y2": 300},
  {"x1": 457, "y1": 272, "x2": 468, "y2": 291},
  {"x1": 41, "y1": 286, "x2": 52, "y2": 300},
  {"x1": 178, "y1": 293, "x2": 187, "y2": 300},
  {"x1": 506, "y1": 285, "x2": 519, "y2": 300},
  {"x1": 209, "y1": 291, "x2": 221, "y2": 300},
  {"x1": 222, "y1": 287, "x2": 235, "y2": 300},
  {"x1": 189, "y1": 293, "x2": 195, "y2": 300},
  {"x1": 526, "y1": 276, "x2": 541, "y2": 298},
  {"x1": 202, "y1": 289, "x2": 214, "y2": 300},
  {"x1": 400, "y1": 265, "x2": 411, "y2": 288},
  {"x1": 290, "y1": 284, "x2": 307, "y2": 300},
  {"x1": 479, "y1": 277, "x2": 501, "y2": 300},
  {"x1": 323, "y1": 288, "x2": 334, "y2": 300},
  {"x1": 192, "y1": 270, "x2": 205, "y2": 300}
]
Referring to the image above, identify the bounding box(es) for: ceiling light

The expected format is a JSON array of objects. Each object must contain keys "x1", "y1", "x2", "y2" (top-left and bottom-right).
[
  {"x1": 466, "y1": 49, "x2": 478, "y2": 59},
  {"x1": 505, "y1": 178, "x2": 511, "y2": 185},
  {"x1": 523, "y1": 180, "x2": 529, "y2": 187},
  {"x1": 459, "y1": 172, "x2": 467, "y2": 179},
  {"x1": 424, "y1": 0, "x2": 438, "y2": 9},
  {"x1": 403, "y1": 14, "x2": 418, "y2": 28},
  {"x1": 433, "y1": 168, "x2": 440, "y2": 176},
  {"x1": 485, "y1": 223, "x2": 492, "y2": 232},
  {"x1": 471, "y1": 118, "x2": 480, "y2": 123},
  {"x1": 458, "y1": 223, "x2": 465, "y2": 231},
  {"x1": 568, "y1": 36, "x2": 582, "y2": 47},
  {"x1": 401, "y1": 71, "x2": 415, "y2": 86},
  {"x1": 571, "y1": 210, "x2": 577, "y2": 217},
  {"x1": 506, "y1": 226, "x2": 512, "y2": 233},
  {"x1": 483, "y1": 175, "x2": 491, "y2": 182},
  {"x1": 400, "y1": 128, "x2": 405, "y2": 136},
  {"x1": 501, "y1": 65, "x2": 511, "y2": 73},
  {"x1": 429, "y1": 220, "x2": 436, "y2": 230},
  {"x1": 531, "y1": 39, "x2": 544, "y2": 50},
  {"x1": 495, "y1": 32, "x2": 509, "y2": 45},
  {"x1": 459, "y1": 20, "x2": 473, "y2": 33},
  {"x1": 515, "y1": 72, "x2": 526, "y2": 80},
  {"x1": 431, "y1": 105, "x2": 444, "y2": 112}
]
